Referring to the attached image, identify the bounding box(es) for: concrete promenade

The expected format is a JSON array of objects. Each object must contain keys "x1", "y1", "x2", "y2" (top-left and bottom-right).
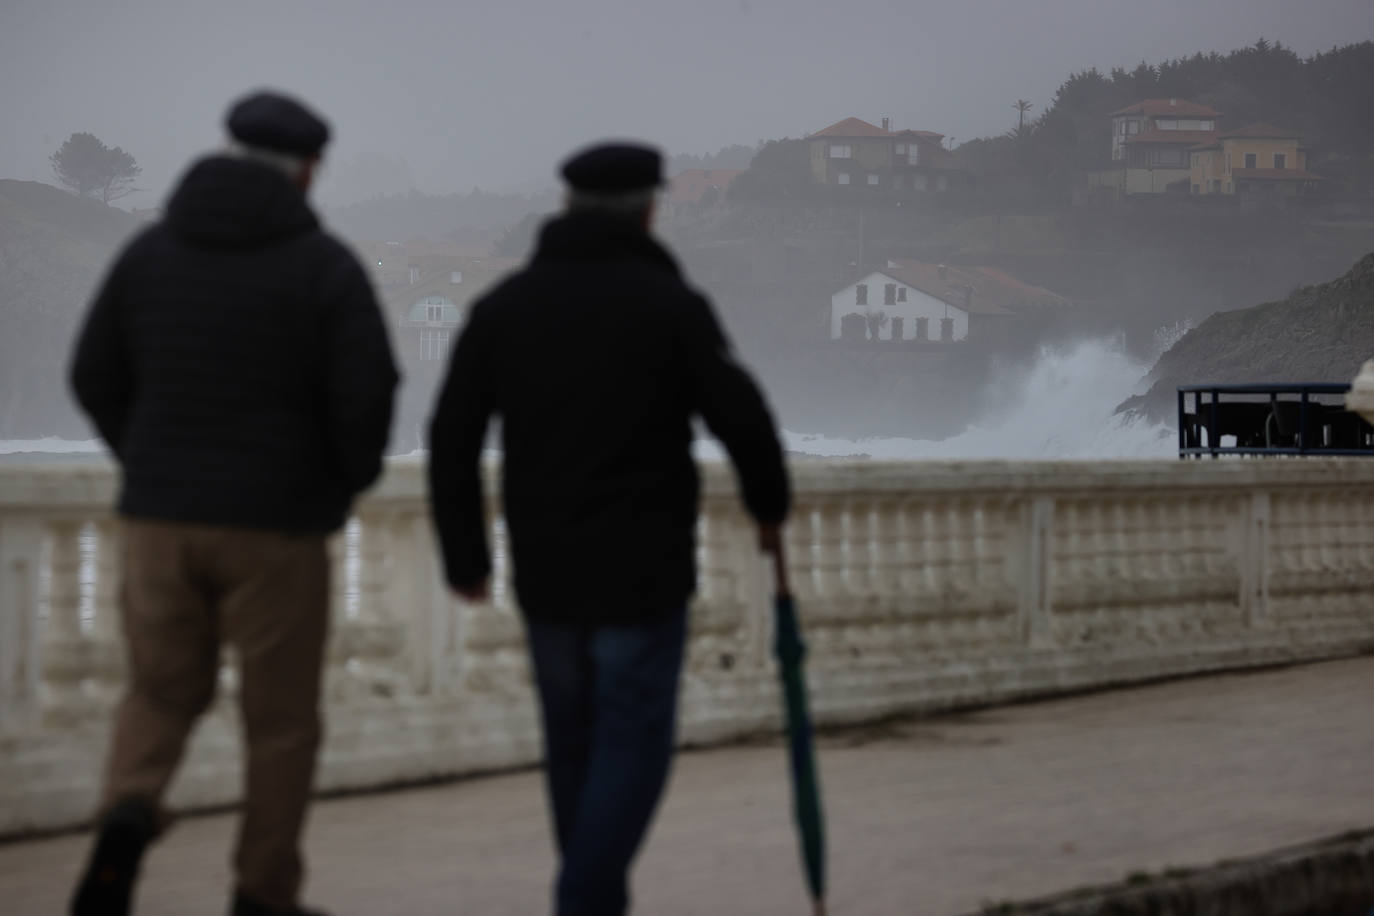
[{"x1": 2, "y1": 656, "x2": 1371, "y2": 915}]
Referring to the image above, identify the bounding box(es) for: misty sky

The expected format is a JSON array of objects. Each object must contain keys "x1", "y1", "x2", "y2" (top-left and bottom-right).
[{"x1": 2, "y1": 0, "x2": 1370, "y2": 208}]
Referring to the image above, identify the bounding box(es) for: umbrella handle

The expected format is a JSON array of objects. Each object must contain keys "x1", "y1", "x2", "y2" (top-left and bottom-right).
[{"x1": 770, "y1": 536, "x2": 791, "y2": 599}]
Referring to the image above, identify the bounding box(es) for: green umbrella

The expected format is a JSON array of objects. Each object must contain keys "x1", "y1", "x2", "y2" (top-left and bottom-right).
[{"x1": 771, "y1": 542, "x2": 827, "y2": 914}]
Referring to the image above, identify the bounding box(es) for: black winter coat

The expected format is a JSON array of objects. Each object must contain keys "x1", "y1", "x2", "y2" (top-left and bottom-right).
[
  {"x1": 428, "y1": 211, "x2": 790, "y2": 624},
  {"x1": 71, "y1": 156, "x2": 398, "y2": 534}
]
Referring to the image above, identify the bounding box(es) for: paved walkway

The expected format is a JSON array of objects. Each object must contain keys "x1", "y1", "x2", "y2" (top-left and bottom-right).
[{"x1": 3, "y1": 657, "x2": 1373, "y2": 915}]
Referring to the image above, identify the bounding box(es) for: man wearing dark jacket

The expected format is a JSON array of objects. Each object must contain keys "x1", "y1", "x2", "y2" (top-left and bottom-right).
[
  {"x1": 428, "y1": 143, "x2": 790, "y2": 915},
  {"x1": 69, "y1": 91, "x2": 397, "y2": 916}
]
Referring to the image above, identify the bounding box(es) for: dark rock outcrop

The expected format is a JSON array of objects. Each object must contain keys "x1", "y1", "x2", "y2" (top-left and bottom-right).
[{"x1": 1119, "y1": 252, "x2": 1374, "y2": 425}]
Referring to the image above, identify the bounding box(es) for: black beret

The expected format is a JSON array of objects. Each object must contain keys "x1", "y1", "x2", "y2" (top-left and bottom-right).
[
  {"x1": 226, "y1": 91, "x2": 330, "y2": 156},
  {"x1": 560, "y1": 143, "x2": 664, "y2": 192}
]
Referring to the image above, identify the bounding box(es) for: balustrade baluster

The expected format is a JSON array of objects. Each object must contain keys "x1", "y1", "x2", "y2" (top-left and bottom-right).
[
  {"x1": 0, "y1": 518, "x2": 43, "y2": 734},
  {"x1": 920, "y1": 502, "x2": 943, "y2": 597},
  {"x1": 843, "y1": 500, "x2": 873, "y2": 599},
  {"x1": 813, "y1": 499, "x2": 846, "y2": 603},
  {"x1": 872, "y1": 500, "x2": 902, "y2": 600}
]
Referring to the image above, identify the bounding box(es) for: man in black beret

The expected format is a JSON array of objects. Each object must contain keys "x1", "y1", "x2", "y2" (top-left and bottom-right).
[
  {"x1": 428, "y1": 142, "x2": 790, "y2": 914},
  {"x1": 69, "y1": 90, "x2": 397, "y2": 916}
]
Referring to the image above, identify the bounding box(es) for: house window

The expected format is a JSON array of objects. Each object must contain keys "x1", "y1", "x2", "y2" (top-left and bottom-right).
[
  {"x1": 890, "y1": 317, "x2": 904, "y2": 339},
  {"x1": 895, "y1": 143, "x2": 906, "y2": 155},
  {"x1": 855, "y1": 283, "x2": 868, "y2": 306},
  {"x1": 450, "y1": 271, "x2": 463, "y2": 284},
  {"x1": 940, "y1": 317, "x2": 955, "y2": 341},
  {"x1": 915, "y1": 317, "x2": 929, "y2": 340},
  {"x1": 427, "y1": 304, "x2": 444, "y2": 323},
  {"x1": 828, "y1": 144, "x2": 852, "y2": 159},
  {"x1": 420, "y1": 330, "x2": 450, "y2": 361},
  {"x1": 1157, "y1": 119, "x2": 1177, "y2": 130},
  {"x1": 897, "y1": 287, "x2": 907, "y2": 302},
  {"x1": 1273, "y1": 153, "x2": 1286, "y2": 170},
  {"x1": 867, "y1": 174, "x2": 879, "y2": 186},
  {"x1": 884, "y1": 283, "x2": 896, "y2": 305},
  {"x1": 1244, "y1": 153, "x2": 1257, "y2": 169},
  {"x1": 1128, "y1": 121, "x2": 1139, "y2": 134},
  {"x1": 837, "y1": 172, "x2": 850, "y2": 185},
  {"x1": 408, "y1": 266, "x2": 420, "y2": 285}
]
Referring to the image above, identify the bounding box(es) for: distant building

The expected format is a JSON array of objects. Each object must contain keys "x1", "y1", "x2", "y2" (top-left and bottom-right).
[
  {"x1": 353, "y1": 241, "x2": 517, "y2": 363},
  {"x1": 829, "y1": 260, "x2": 1070, "y2": 343},
  {"x1": 806, "y1": 117, "x2": 968, "y2": 192},
  {"x1": 1091, "y1": 98, "x2": 1222, "y2": 196},
  {"x1": 1189, "y1": 123, "x2": 1323, "y2": 197}
]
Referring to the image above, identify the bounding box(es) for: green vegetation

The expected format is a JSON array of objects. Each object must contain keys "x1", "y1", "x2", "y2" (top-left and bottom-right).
[
  {"x1": 968, "y1": 39, "x2": 1374, "y2": 196},
  {"x1": 49, "y1": 132, "x2": 142, "y2": 204}
]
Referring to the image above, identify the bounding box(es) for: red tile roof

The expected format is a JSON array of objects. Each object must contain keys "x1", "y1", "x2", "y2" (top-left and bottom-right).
[
  {"x1": 1220, "y1": 122, "x2": 1300, "y2": 139},
  {"x1": 1110, "y1": 98, "x2": 1222, "y2": 118},
  {"x1": 1231, "y1": 167, "x2": 1323, "y2": 181},
  {"x1": 810, "y1": 117, "x2": 890, "y2": 138},
  {"x1": 1124, "y1": 129, "x2": 1219, "y2": 146},
  {"x1": 666, "y1": 169, "x2": 743, "y2": 204},
  {"x1": 880, "y1": 260, "x2": 1071, "y2": 315},
  {"x1": 810, "y1": 119, "x2": 947, "y2": 141}
]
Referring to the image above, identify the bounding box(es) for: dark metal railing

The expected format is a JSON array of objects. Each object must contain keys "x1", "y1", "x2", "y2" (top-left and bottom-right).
[{"x1": 1177, "y1": 383, "x2": 1374, "y2": 458}]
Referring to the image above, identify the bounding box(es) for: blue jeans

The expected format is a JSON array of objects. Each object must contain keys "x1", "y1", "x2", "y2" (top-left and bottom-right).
[{"x1": 526, "y1": 607, "x2": 688, "y2": 916}]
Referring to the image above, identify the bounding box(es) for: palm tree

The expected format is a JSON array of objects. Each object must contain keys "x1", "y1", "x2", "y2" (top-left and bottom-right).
[{"x1": 1013, "y1": 99, "x2": 1033, "y2": 136}]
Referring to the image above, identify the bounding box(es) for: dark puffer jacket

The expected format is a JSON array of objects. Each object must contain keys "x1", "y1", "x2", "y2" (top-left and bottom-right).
[
  {"x1": 71, "y1": 155, "x2": 398, "y2": 534},
  {"x1": 428, "y1": 211, "x2": 790, "y2": 624}
]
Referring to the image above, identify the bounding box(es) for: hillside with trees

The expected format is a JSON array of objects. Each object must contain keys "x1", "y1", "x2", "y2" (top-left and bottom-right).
[
  {"x1": 0, "y1": 179, "x2": 143, "y2": 439},
  {"x1": 959, "y1": 39, "x2": 1374, "y2": 198}
]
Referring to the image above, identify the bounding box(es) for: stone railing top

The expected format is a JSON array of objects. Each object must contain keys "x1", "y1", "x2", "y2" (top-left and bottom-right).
[{"x1": 6, "y1": 454, "x2": 1374, "y2": 512}]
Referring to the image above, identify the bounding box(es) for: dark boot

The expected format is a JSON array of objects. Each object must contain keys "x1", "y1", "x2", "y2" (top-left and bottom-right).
[
  {"x1": 70, "y1": 797, "x2": 159, "y2": 916},
  {"x1": 230, "y1": 891, "x2": 331, "y2": 916}
]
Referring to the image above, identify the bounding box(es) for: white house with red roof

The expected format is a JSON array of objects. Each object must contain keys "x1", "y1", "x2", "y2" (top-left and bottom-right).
[
  {"x1": 828, "y1": 259, "x2": 1070, "y2": 343},
  {"x1": 1092, "y1": 98, "x2": 1223, "y2": 195},
  {"x1": 806, "y1": 116, "x2": 966, "y2": 191}
]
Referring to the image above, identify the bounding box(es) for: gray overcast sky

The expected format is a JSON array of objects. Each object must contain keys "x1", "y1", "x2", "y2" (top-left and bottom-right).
[{"x1": 1, "y1": 0, "x2": 1370, "y2": 207}]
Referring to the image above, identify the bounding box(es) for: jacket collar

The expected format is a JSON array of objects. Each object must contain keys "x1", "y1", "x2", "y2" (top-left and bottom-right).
[{"x1": 532, "y1": 211, "x2": 679, "y2": 276}]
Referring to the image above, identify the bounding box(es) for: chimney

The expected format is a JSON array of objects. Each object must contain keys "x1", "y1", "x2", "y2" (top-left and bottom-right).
[{"x1": 882, "y1": 117, "x2": 890, "y2": 132}]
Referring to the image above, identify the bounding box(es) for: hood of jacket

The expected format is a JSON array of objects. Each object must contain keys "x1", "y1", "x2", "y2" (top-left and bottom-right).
[
  {"x1": 533, "y1": 211, "x2": 680, "y2": 276},
  {"x1": 165, "y1": 155, "x2": 319, "y2": 248}
]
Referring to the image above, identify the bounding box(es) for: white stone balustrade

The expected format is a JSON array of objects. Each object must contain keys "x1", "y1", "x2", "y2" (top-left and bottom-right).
[{"x1": 2, "y1": 457, "x2": 1374, "y2": 836}]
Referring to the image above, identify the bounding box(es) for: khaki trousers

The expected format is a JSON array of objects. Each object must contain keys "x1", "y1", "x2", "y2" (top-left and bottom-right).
[{"x1": 101, "y1": 518, "x2": 329, "y2": 908}]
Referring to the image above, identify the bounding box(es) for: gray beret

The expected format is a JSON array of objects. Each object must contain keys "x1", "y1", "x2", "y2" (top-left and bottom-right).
[
  {"x1": 560, "y1": 143, "x2": 664, "y2": 193},
  {"x1": 226, "y1": 91, "x2": 330, "y2": 156}
]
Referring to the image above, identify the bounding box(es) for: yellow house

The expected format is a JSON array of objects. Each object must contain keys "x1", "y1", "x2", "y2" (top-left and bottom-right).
[{"x1": 1189, "y1": 123, "x2": 1322, "y2": 196}]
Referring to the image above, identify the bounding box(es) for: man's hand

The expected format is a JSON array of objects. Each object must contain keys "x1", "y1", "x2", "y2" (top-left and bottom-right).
[
  {"x1": 757, "y1": 523, "x2": 782, "y2": 555},
  {"x1": 453, "y1": 578, "x2": 490, "y2": 603}
]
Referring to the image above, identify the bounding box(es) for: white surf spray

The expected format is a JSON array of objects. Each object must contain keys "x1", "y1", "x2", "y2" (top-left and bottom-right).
[{"x1": 699, "y1": 338, "x2": 1174, "y2": 461}]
